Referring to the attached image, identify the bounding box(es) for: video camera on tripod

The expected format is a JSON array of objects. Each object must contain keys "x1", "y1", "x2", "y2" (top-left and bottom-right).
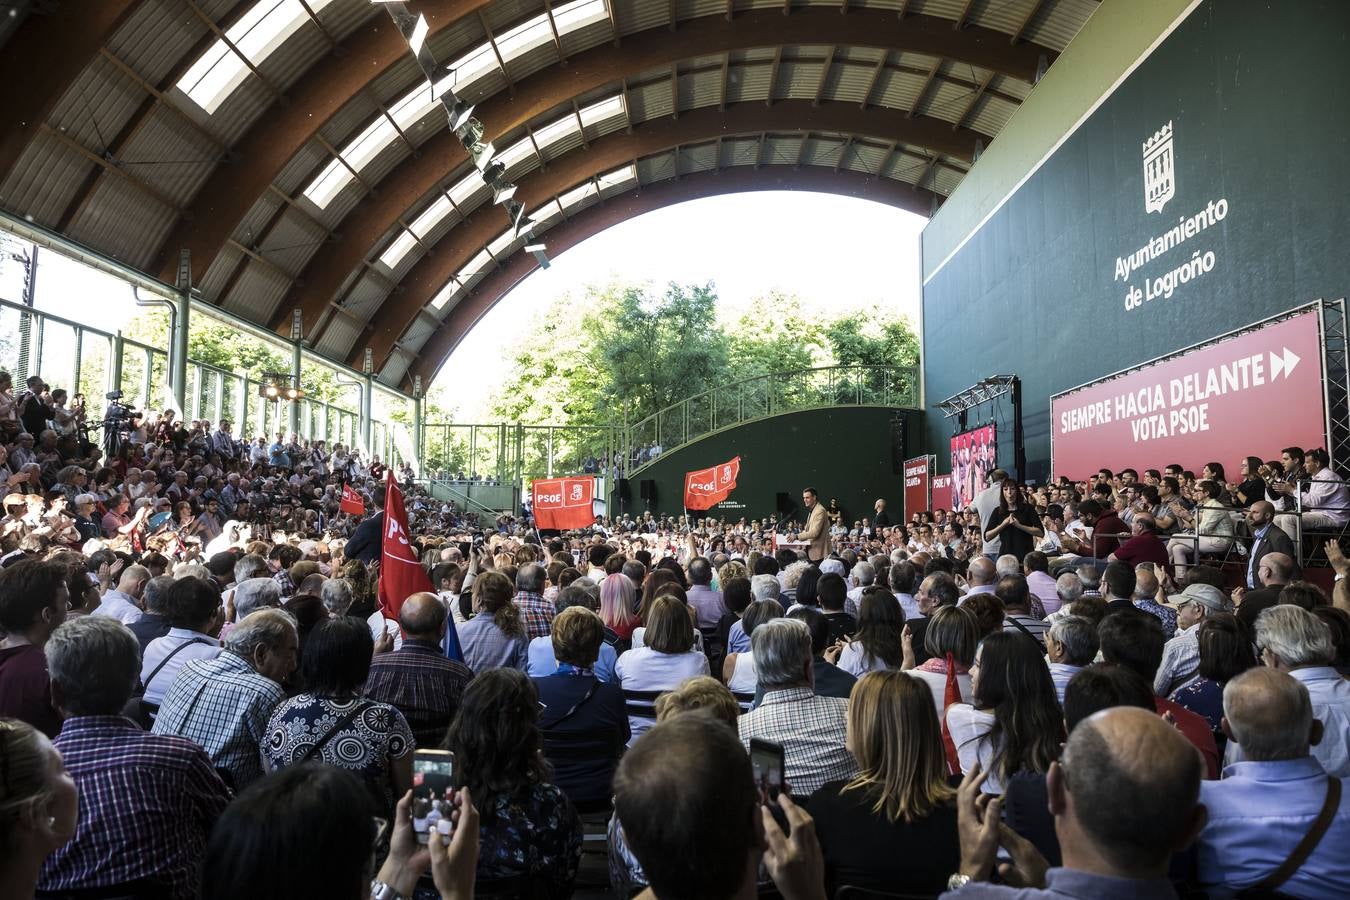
[{"x1": 97, "y1": 390, "x2": 141, "y2": 457}]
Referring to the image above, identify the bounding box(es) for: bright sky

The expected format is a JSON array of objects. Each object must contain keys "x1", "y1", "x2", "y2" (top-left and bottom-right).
[{"x1": 434, "y1": 191, "x2": 927, "y2": 417}]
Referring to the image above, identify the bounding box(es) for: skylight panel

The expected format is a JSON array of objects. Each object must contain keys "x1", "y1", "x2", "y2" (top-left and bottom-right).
[
  {"x1": 531, "y1": 114, "x2": 579, "y2": 150},
  {"x1": 527, "y1": 200, "x2": 564, "y2": 228},
  {"x1": 458, "y1": 249, "x2": 493, "y2": 281},
  {"x1": 446, "y1": 43, "x2": 500, "y2": 94},
  {"x1": 448, "y1": 173, "x2": 487, "y2": 208},
  {"x1": 429, "y1": 279, "x2": 460, "y2": 310},
  {"x1": 305, "y1": 158, "x2": 353, "y2": 209},
  {"x1": 558, "y1": 181, "x2": 598, "y2": 210},
  {"x1": 578, "y1": 94, "x2": 625, "y2": 128},
  {"x1": 486, "y1": 229, "x2": 516, "y2": 258},
  {"x1": 178, "y1": 0, "x2": 334, "y2": 114},
  {"x1": 379, "y1": 229, "x2": 419, "y2": 270},
  {"x1": 409, "y1": 194, "x2": 455, "y2": 238},
  {"x1": 596, "y1": 163, "x2": 637, "y2": 191},
  {"x1": 495, "y1": 138, "x2": 538, "y2": 173}
]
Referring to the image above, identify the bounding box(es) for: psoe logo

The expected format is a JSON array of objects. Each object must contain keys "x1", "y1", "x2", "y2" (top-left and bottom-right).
[{"x1": 1142, "y1": 120, "x2": 1175, "y2": 214}]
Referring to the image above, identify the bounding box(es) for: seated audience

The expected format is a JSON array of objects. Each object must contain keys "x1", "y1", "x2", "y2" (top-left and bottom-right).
[
  {"x1": 739, "y1": 617, "x2": 858, "y2": 796},
  {"x1": 1131, "y1": 563, "x2": 1177, "y2": 637},
  {"x1": 128, "y1": 573, "x2": 174, "y2": 649},
  {"x1": 1155, "y1": 583, "x2": 1231, "y2": 696},
  {"x1": 615, "y1": 595, "x2": 710, "y2": 741},
  {"x1": 1169, "y1": 613, "x2": 1256, "y2": 755},
  {"x1": 903, "y1": 604, "x2": 978, "y2": 717},
  {"x1": 264, "y1": 616, "x2": 413, "y2": 812},
  {"x1": 527, "y1": 585, "x2": 619, "y2": 681},
  {"x1": 946, "y1": 706, "x2": 1205, "y2": 898},
  {"x1": 202, "y1": 763, "x2": 479, "y2": 900},
  {"x1": 1098, "y1": 611, "x2": 1221, "y2": 778},
  {"x1": 457, "y1": 570, "x2": 529, "y2": 672},
  {"x1": 534, "y1": 606, "x2": 629, "y2": 810},
  {"x1": 1237, "y1": 605, "x2": 1350, "y2": 777},
  {"x1": 810, "y1": 670, "x2": 961, "y2": 895},
  {"x1": 723, "y1": 599, "x2": 783, "y2": 694},
  {"x1": 614, "y1": 714, "x2": 824, "y2": 900},
  {"x1": 817, "y1": 571, "x2": 857, "y2": 643},
  {"x1": 0, "y1": 560, "x2": 69, "y2": 737},
  {"x1": 833, "y1": 585, "x2": 905, "y2": 677},
  {"x1": 139, "y1": 575, "x2": 223, "y2": 708},
  {"x1": 998, "y1": 574, "x2": 1048, "y2": 646},
  {"x1": 153, "y1": 607, "x2": 294, "y2": 789},
  {"x1": 599, "y1": 571, "x2": 639, "y2": 642},
  {"x1": 1167, "y1": 480, "x2": 1235, "y2": 579},
  {"x1": 364, "y1": 591, "x2": 474, "y2": 750},
  {"x1": 1045, "y1": 615, "x2": 1099, "y2": 705},
  {"x1": 0, "y1": 718, "x2": 79, "y2": 899},
  {"x1": 905, "y1": 572, "x2": 961, "y2": 666},
  {"x1": 945, "y1": 631, "x2": 1062, "y2": 795},
  {"x1": 91, "y1": 564, "x2": 149, "y2": 624},
  {"x1": 445, "y1": 668, "x2": 581, "y2": 896},
  {"x1": 1195, "y1": 667, "x2": 1350, "y2": 899},
  {"x1": 39, "y1": 617, "x2": 230, "y2": 899}
]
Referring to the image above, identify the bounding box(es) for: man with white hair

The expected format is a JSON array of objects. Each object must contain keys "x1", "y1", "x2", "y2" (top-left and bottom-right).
[
  {"x1": 737, "y1": 618, "x2": 858, "y2": 796},
  {"x1": 845, "y1": 560, "x2": 874, "y2": 618},
  {"x1": 1236, "y1": 606, "x2": 1350, "y2": 777},
  {"x1": 153, "y1": 608, "x2": 296, "y2": 789},
  {"x1": 320, "y1": 577, "x2": 354, "y2": 617},
  {"x1": 1155, "y1": 583, "x2": 1229, "y2": 696},
  {"x1": 1196, "y1": 668, "x2": 1350, "y2": 898},
  {"x1": 729, "y1": 574, "x2": 782, "y2": 653},
  {"x1": 958, "y1": 557, "x2": 997, "y2": 603}
]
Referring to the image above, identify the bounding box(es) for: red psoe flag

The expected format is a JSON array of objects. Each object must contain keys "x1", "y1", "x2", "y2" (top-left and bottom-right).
[
  {"x1": 377, "y1": 471, "x2": 432, "y2": 622},
  {"x1": 683, "y1": 456, "x2": 741, "y2": 510},
  {"x1": 339, "y1": 483, "x2": 366, "y2": 516},
  {"x1": 532, "y1": 477, "x2": 595, "y2": 530}
]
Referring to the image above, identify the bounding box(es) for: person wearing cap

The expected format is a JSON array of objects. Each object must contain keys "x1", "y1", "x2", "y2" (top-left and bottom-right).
[{"x1": 1154, "y1": 583, "x2": 1229, "y2": 697}]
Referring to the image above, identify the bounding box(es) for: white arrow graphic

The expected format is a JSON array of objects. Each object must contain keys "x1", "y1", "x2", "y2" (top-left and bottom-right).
[{"x1": 1270, "y1": 347, "x2": 1301, "y2": 380}]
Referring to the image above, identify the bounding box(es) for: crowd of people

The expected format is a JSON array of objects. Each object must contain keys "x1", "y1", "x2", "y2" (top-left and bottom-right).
[{"x1": 2, "y1": 377, "x2": 1350, "y2": 900}]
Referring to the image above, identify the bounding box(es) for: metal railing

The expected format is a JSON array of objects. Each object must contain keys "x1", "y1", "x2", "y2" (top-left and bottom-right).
[
  {"x1": 0, "y1": 297, "x2": 411, "y2": 465},
  {"x1": 421, "y1": 422, "x2": 617, "y2": 493},
  {"x1": 619, "y1": 364, "x2": 919, "y2": 477}
]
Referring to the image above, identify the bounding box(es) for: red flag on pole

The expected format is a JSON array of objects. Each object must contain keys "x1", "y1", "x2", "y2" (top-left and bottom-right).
[
  {"x1": 339, "y1": 483, "x2": 366, "y2": 516},
  {"x1": 532, "y1": 477, "x2": 596, "y2": 530},
  {"x1": 377, "y1": 471, "x2": 431, "y2": 623},
  {"x1": 683, "y1": 456, "x2": 740, "y2": 510}
]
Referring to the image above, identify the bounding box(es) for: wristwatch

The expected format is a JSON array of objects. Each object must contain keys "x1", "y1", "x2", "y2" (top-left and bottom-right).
[
  {"x1": 369, "y1": 880, "x2": 406, "y2": 900},
  {"x1": 947, "y1": 873, "x2": 973, "y2": 890}
]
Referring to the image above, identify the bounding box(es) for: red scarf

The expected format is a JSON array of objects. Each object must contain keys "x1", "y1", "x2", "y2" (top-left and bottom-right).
[{"x1": 935, "y1": 652, "x2": 966, "y2": 775}]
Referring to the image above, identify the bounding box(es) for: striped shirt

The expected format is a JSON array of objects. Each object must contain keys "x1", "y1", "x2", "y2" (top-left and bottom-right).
[
  {"x1": 364, "y1": 639, "x2": 474, "y2": 748},
  {"x1": 152, "y1": 651, "x2": 286, "y2": 790},
  {"x1": 737, "y1": 686, "x2": 858, "y2": 796},
  {"x1": 39, "y1": 716, "x2": 230, "y2": 899}
]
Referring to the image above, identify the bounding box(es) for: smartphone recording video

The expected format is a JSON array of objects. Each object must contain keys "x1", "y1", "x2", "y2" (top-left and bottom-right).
[
  {"x1": 749, "y1": 738, "x2": 785, "y2": 803},
  {"x1": 411, "y1": 749, "x2": 455, "y2": 844}
]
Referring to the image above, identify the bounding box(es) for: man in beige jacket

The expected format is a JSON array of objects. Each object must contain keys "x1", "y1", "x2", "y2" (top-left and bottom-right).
[{"x1": 796, "y1": 487, "x2": 830, "y2": 562}]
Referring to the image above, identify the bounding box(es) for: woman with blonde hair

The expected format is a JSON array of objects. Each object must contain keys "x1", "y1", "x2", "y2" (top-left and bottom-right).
[
  {"x1": 599, "y1": 573, "x2": 639, "y2": 642},
  {"x1": 809, "y1": 671, "x2": 960, "y2": 895},
  {"x1": 0, "y1": 719, "x2": 79, "y2": 898}
]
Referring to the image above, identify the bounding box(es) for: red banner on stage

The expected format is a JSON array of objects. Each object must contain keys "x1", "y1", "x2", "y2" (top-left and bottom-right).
[
  {"x1": 684, "y1": 456, "x2": 741, "y2": 510},
  {"x1": 903, "y1": 455, "x2": 933, "y2": 517},
  {"x1": 932, "y1": 475, "x2": 953, "y2": 511},
  {"x1": 1051, "y1": 311, "x2": 1326, "y2": 479},
  {"x1": 339, "y1": 483, "x2": 365, "y2": 516},
  {"x1": 377, "y1": 472, "x2": 432, "y2": 622},
  {"x1": 532, "y1": 477, "x2": 595, "y2": 530}
]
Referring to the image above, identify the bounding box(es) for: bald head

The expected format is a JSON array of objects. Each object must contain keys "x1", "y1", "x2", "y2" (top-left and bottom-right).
[
  {"x1": 1222, "y1": 667, "x2": 1316, "y2": 761},
  {"x1": 968, "y1": 557, "x2": 996, "y2": 586},
  {"x1": 1259, "y1": 551, "x2": 1294, "y2": 585},
  {"x1": 1251, "y1": 500, "x2": 1276, "y2": 520},
  {"x1": 1055, "y1": 707, "x2": 1204, "y2": 875},
  {"x1": 116, "y1": 565, "x2": 151, "y2": 597},
  {"x1": 398, "y1": 592, "x2": 447, "y2": 639}
]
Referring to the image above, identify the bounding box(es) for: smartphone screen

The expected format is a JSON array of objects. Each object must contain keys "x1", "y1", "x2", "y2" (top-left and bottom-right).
[
  {"x1": 749, "y1": 738, "x2": 785, "y2": 803},
  {"x1": 411, "y1": 749, "x2": 455, "y2": 844}
]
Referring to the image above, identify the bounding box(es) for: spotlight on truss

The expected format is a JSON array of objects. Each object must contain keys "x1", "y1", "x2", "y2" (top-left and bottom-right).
[
  {"x1": 505, "y1": 200, "x2": 528, "y2": 236},
  {"x1": 469, "y1": 139, "x2": 495, "y2": 172},
  {"x1": 454, "y1": 118, "x2": 484, "y2": 146},
  {"x1": 525, "y1": 241, "x2": 551, "y2": 269},
  {"x1": 442, "y1": 97, "x2": 474, "y2": 131},
  {"x1": 483, "y1": 162, "x2": 517, "y2": 204}
]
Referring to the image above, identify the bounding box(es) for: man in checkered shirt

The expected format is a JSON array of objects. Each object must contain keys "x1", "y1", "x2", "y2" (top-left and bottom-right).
[
  {"x1": 513, "y1": 563, "x2": 556, "y2": 641},
  {"x1": 39, "y1": 617, "x2": 230, "y2": 900},
  {"x1": 738, "y1": 617, "x2": 859, "y2": 797},
  {"x1": 153, "y1": 608, "x2": 296, "y2": 790}
]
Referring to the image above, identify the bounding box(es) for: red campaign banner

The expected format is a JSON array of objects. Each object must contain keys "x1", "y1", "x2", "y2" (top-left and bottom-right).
[
  {"x1": 378, "y1": 472, "x2": 432, "y2": 622},
  {"x1": 903, "y1": 456, "x2": 933, "y2": 517},
  {"x1": 684, "y1": 456, "x2": 741, "y2": 510},
  {"x1": 950, "y1": 424, "x2": 997, "y2": 512},
  {"x1": 339, "y1": 483, "x2": 365, "y2": 516},
  {"x1": 532, "y1": 477, "x2": 595, "y2": 530},
  {"x1": 931, "y1": 474, "x2": 953, "y2": 512},
  {"x1": 1051, "y1": 311, "x2": 1327, "y2": 480}
]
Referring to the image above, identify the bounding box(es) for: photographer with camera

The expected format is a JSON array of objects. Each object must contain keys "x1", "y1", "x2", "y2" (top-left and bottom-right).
[{"x1": 17, "y1": 374, "x2": 53, "y2": 436}]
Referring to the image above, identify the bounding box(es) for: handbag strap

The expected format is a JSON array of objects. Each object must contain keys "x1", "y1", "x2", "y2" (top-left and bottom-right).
[
  {"x1": 144, "y1": 637, "x2": 211, "y2": 690},
  {"x1": 1249, "y1": 775, "x2": 1341, "y2": 891},
  {"x1": 299, "y1": 700, "x2": 370, "y2": 762},
  {"x1": 541, "y1": 679, "x2": 601, "y2": 729}
]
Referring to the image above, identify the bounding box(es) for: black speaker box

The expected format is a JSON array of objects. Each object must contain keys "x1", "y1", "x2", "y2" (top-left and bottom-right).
[
  {"x1": 776, "y1": 491, "x2": 796, "y2": 515},
  {"x1": 615, "y1": 478, "x2": 631, "y2": 501},
  {"x1": 639, "y1": 479, "x2": 656, "y2": 501}
]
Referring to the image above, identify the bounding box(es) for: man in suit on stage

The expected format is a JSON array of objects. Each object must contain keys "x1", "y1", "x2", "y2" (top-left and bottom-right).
[{"x1": 797, "y1": 486, "x2": 830, "y2": 562}]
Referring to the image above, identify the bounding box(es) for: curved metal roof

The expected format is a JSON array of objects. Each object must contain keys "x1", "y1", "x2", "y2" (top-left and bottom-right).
[{"x1": 0, "y1": 0, "x2": 1098, "y2": 392}]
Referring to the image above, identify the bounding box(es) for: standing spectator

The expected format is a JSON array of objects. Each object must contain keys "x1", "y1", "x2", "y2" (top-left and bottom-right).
[
  {"x1": 446, "y1": 668, "x2": 582, "y2": 896},
  {"x1": 982, "y1": 481, "x2": 1043, "y2": 564},
  {"x1": 265, "y1": 616, "x2": 413, "y2": 813},
  {"x1": 39, "y1": 617, "x2": 230, "y2": 899},
  {"x1": 1237, "y1": 605, "x2": 1350, "y2": 777},
  {"x1": 153, "y1": 608, "x2": 295, "y2": 790},
  {"x1": 458, "y1": 571, "x2": 529, "y2": 673},
  {"x1": 811, "y1": 671, "x2": 960, "y2": 896},
  {"x1": 738, "y1": 618, "x2": 858, "y2": 796},
  {"x1": 615, "y1": 596, "x2": 710, "y2": 742},
  {"x1": 364, "y1": 592, "x2": 474, "y2": 749},
  {"x1": 1195, "y1": 668, "x2": 1350, "y2": 898},
  {"x1": 0, "y1": 560, "x2": 69, "y2": 737},
  {"x1": 944, "y1": 631, "x2": 1063, "y2": 795}
]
